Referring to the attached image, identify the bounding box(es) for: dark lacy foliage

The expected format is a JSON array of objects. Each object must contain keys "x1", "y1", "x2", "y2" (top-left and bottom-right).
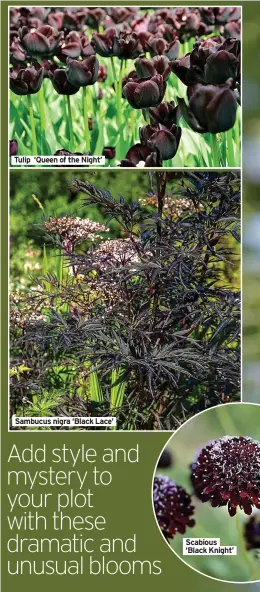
[{"x1": 10, "y1": 172, "x2": 240, "y2": 429}]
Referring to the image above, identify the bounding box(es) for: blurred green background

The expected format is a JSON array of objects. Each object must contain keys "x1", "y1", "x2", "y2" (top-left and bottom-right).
[
  {"x1": 243, "y1": 3, "x2": 260, "y2": 403},
  {"x1": 156, "y1": 403, "x2": 260, "y2": 583}
]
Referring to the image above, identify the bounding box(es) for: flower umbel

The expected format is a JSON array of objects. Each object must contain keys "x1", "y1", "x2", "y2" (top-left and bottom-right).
[
  {"x1": 153, "y1": 475, "x2": 195, "y2": 539},
  {"x1": 44, "y1": 216, "x2": 108, "y2": 253},
  {"x1": 191, "y1": 436, "x2": 260, "y2": 517}
]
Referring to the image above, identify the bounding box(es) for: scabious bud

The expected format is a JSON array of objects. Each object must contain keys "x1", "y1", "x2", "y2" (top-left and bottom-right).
[
  {"x1": 157, "y1": 449, "x2": 173, "y2": 469},
  {"x1": 191, "y1": 436, "x2": 260, "y2": 517},
  {"x1": 244, "y1": 514, "x2": 260, "y2": 550},
  {"x1": 153, "y1": 475, "x2": 195, "y2": 540}
]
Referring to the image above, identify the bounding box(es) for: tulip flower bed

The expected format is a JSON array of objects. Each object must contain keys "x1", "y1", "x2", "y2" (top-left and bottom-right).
[
  {"x1": 10, "y1": 171, "x2": 240, "y2": 430},
  {"x1": 10, "y1": 6, "x2": 241, "y2": 168}
]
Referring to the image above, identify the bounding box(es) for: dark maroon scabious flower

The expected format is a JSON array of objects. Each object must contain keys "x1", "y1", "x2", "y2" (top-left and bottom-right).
[
  {"x1": 66, "y1": 56, "x2": 99, "y2": 87},
  {"x1": 191, "y1": 436, "x2": 260, "y2": 517},
  {"x1": 102, "y1": 147, "x2": 116, "y2": 160},
  {"x1": 135, "y1": 55, "x2": 171, "y2": 81},
  {"x1": 10, "y1": 63, "x2": 44, "y2": 95},
  {"x1": 157, "y1": 449, "x2": 173, "y2": 469},
  {"x1": 153, "y1": 475, "x2": 195, "y2": 540},
  {"x1": 120, "y1": 143, "x2": 161, "y2": 167},
  {"x1": 19, "y1": 25, "x2": 62, "y2": 57},
  {"x1": 123, "y1": 74, "x2": 166, "y2": 109},
  {"x1": 149, "y1": 101, "x2": 180, "y2": 127},
  {"x1": 49, "y1": 68, "x2": 80, "y2": 95},
  {"x1": 140, "y1": 123, "x2": 182, "y2": 161},
  {"x1": 10, "y1": 139, "x2": 18, "y2": 156},
  {"x1": 244, "y1": 514, "x2": 260, "y2": 550},
  {"x1": 178, "y1": 82, "x2": 237, "y2": 134}
]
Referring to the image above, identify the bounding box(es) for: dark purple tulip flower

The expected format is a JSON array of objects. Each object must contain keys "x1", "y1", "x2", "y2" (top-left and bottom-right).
[
  {"x1": 20, "y1": 25, "x2": 62, "y2": 57},
  {"x1": 66, "y1": 56, "x2": 99, "y2": 87},
  {"x1": 10, "y1": 63, "x2": 44, "y2": 95},
  {"x1": 113, "y1": 32, "x2": 142, "y2": 59},
  {"x1": 10, "y1": 38, "x2": 27, "y2": 64},
  {"x1": 57, "y1": 31, "x2": 95, "y2": 62},
  {"x1": 148, "y1": 37, "x2": 180, "y2": 61},
  {"x1": 140, "y1": 123, "x2": 182, "y2": 161},
  {"x1": 10, "y1": 139, "x2": 18, "y2": 156},
  {"x1": 91, "y1": 28, "x2": 118, "y2": 57},
  {"x1": 49, "y1": 68, "x2": 80, "y2": 95},
  {"x1": 120, "y1": 143, "x2": 162, "y2": 167},
  {"x1": 149, "y1": 101, "x2": 180, "y2": 127},
  {"x1": 123, "y1": 74, "x2": 166, "y2": 109},
  {"x1": 178, "y1": 82, "x2": 237, "y2": 134},
  {"x1": 171, "y1": 38, "x2": 240, "y2": 87},
  {"x1": 204, "y1": 50, "x2": 239, "y2": 85},
  {"x1": 135, "y1": 55, "x2": 171, "y2": 81},
  {"x1": 92, "y1": 28, "x2": 142, "y2": 59},
  {"x1": 102, "y1": 147, "x2": 116, "y2": 160}
]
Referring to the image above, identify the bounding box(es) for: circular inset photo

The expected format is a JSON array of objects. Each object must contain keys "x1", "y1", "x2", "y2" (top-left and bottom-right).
[{"x1": 152, "y1": 403, "x2": 260, "y2": 583}]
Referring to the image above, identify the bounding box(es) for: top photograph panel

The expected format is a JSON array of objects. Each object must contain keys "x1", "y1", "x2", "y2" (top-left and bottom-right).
[{"x1": 9, "y1": 6, "x2": 241, "y2": 168}]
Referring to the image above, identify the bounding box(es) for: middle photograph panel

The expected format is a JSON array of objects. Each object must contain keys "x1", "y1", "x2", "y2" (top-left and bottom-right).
[{"x1": 10, "y1": 170, "x2": 241, "y2": 430}]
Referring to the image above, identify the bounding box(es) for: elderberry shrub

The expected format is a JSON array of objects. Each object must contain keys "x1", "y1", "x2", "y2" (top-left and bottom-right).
[{"x1": 10, "y1": 171, "x2": 240, "y2": 429}]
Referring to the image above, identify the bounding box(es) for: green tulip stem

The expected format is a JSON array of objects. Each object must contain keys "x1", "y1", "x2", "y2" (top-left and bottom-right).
[
  {"x1": 233, "y1": 114, "x2": 240, "y2": 165},
  {"x1": 38, "y1": 86, "x2": 46, "y2": 154},
  {"x1": 111, "y1": 57, "x2": 118, "y2": 95},
  {"x1": 130, "y1": 109, "x2": 135, "y2": 143},
  {"x1": 27, "y1": 94, "x2": 37, "y2": 155},
  {"x1": 210, "y1": 133, "x2": 219, "y2": 168},
  {"x1": 117, "y1": 60, "x2": 124, "y2": 127},
  {"x1": 82, "y1": 87, "x2": 91, "y2": 153},
  {"x1": 66, "y1": 95, "x2": 74, "y2": 152},
  {"x1": 226, "y1": 128, "x2": 235, "y2": 167}
]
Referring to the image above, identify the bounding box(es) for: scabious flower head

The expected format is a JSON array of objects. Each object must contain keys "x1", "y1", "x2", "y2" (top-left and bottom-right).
[
  {"x1": 244, "y1": 514, "x2": 260, "y2": 550},
  {"x1": 191, "y1": 436, "x2": 260, "y2": 517},
  {"x1": 153, "y1": 475, "x2": 195, "y2": 540},
  {"x1": 44, "y1": 216, "x2": 108, "y2": 252}
]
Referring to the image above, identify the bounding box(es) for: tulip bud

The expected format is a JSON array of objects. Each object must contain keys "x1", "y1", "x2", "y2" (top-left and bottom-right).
[
  {"x1": 10, "y1": 139, "x2": 18, "y2": 157},
  {"x1": 102, "y1": 147, "x2": 116, "y2": 160}
]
